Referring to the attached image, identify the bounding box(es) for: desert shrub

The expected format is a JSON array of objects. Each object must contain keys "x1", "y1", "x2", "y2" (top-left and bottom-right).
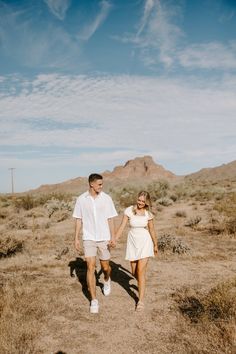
[
  {"x1": 147, "y1": 179, "x2": 169, "y2": 200},
  {"x1": 51, "y1": 210, "x2": 70, "y2": 223},
  {"x1": 157, "y1": 197, "x2": 173, "y2": 206},
  {"x1": 175, "y1": 210, "x2": 187, "y2": 218},
  {"x1": 172, "y1": 183, "x2": 189, "y2": 200},
  {"x1": 169, "y1": 194, "x2": 178, "y2": 202},
  {"x1": 214, "y1": 192, "x2": 236, "y2": 218},
  {"x1": 0, "y1": 236, "x2": 24, "y2": 258},
  {"x1": 7, "y1": 216, "x2": 28, "y2": 230},
  {"x1": 12, "y1": 192, "x2": 73, "y2": 211},
  {"x1": 36, "y1": 192, "x2": 73, "y2": 205},
  {"x1": 158, "y1": 233, "x2": 190, "y2": 254},
  {"x1": 45, "y1": 198, "x2": 74, "y2": 217},
  {"x1": 111, "y1": 185, "x2": 140, "y2": 208},
  {"x1": 0, "y1": 196, "x2": 11, "y2": 208},
  {"x1": 225, "y1": 217, "x2": 236, "y2": 235},
  {"x1": 175, "y1": 278, "x2": 236, "y2": 323},
  {"x1": 190, "y1": 186, "x2": 226, "y2": 202},
  {"x1": 0, "y1": 209, "x2": 8, "y2": 219},
  {"x1": 13, "y1": 195, "x2": 35, "y2": 210},
  {"x1": 185, "y1": 215, "x2": 201, "y2": 227}
]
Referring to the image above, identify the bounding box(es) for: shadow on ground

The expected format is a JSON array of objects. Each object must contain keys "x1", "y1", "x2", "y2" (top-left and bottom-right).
[{"x1": 68, "y1": 258, "x2": 138, "y2": 304}]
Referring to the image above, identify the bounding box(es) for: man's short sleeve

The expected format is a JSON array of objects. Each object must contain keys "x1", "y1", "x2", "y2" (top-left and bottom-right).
[
  {"x1": 72, "y1": 198, "x2": 82, "y2": 219},
  {"x1": 106, "y1": 196, "x2": 118, "y2": 219}
]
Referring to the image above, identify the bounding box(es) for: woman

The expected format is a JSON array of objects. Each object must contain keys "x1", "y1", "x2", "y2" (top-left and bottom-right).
[{"x1": 115, "y1": 191, "x2": 158, "y2": 311}]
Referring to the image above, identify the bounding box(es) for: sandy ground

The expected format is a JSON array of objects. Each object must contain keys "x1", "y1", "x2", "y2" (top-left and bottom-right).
[{"x1": 1, "y1": 201, "x2": 236, "y2": 354}]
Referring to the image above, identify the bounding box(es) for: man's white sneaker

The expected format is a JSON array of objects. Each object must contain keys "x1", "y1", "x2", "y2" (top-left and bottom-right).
[
  {"x1": 90, "y1": 299, "x2": 99, "y2": 314},
  {"x1": 103, "y1": 278, "x2": 111, "y2": 296}
]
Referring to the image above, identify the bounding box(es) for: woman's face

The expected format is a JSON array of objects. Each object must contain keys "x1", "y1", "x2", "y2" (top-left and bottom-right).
[{"x1": 137, "y1": 195, "x2": 146, "y2": 209}]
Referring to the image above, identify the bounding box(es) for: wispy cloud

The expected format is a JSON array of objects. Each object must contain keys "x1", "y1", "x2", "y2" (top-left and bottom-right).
[
  {"x1": 178, "y1": 41, "x2": 236, "y2": 70},
  {"x1": 78, "y1": 0, "x2": 112, "y2": 41},
  {"x1": 118, "y1": 0, "x2": 184, "y2": 68},
  {"x1": 136, "y1": 0, "x2": 155, "y2": 37},
  {"x1": 44, "y1": 0, "x2": 71, "y2": 20},
  {"x1": 0, "y1": 2, "x2": 82, "y2": 70}
]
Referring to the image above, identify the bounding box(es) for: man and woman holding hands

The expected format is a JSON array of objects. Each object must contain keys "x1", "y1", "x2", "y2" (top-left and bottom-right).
[{"x1": 73, "y1": 173, "x2": 158, "y2": 314}]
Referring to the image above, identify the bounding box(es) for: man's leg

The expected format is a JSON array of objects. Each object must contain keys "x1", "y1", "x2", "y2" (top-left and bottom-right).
[
  {"x1": 98, "y1": 241, "x2": 112, "y2": 295},
  {"x1": 100, "y1": 259, "x2": 111, "y2": 281},
  {"x1": 85, "y1": 257, "x2": 97, "y2": 300}
]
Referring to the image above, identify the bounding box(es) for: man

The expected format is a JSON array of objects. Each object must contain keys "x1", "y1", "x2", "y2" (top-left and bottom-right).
[{"x1": 73, "y1": 173, "x2": 117, "y2": 314}]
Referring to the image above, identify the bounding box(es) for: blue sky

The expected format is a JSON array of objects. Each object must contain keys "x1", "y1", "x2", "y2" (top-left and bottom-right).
[{"x1": 0, "y1": 0, "x2": 236, "y2": 193}]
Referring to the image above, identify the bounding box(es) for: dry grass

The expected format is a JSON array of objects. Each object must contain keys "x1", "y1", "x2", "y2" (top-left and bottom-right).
[
  {"x1": 0, "y1": 235, "x2": 24, "y2": 258},
  {"x1": 172, "y1": 278, "x2": 236, "y2": 353},
  {"x1": 0, "y1": 181, "x2": 236, "y2": 353},
  {"x1": 0, "y1": 277, "x2": 42, "y2": 354}
]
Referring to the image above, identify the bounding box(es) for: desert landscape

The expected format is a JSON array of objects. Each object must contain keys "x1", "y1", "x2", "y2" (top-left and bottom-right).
[{"x1": 0, "y1": 156, "x2": 236, "y2": 354}]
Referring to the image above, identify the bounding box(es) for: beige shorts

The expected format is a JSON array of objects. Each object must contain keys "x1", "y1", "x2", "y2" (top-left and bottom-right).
[{"x1": 83, "y1": 240, "x2": 111, "y2": 260}]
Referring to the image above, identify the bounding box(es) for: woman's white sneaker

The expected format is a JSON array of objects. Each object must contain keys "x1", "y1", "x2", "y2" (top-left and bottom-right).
[
  {"x1": 103, "y1": 278, "x2": 111, "y2": 296},
  {"x1": 90, "y1": 299, "x2": 99, "y2": 314}
]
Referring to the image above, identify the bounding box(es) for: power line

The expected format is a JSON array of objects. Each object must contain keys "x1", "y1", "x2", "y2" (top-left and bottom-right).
[{"x1": 8, "y1": 168, "x2": 15, "y2": 195}]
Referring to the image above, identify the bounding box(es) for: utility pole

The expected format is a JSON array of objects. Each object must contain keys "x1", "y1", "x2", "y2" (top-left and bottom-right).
[{"x1": 8, "y1": 168, "x2": 15, "y2": 195}]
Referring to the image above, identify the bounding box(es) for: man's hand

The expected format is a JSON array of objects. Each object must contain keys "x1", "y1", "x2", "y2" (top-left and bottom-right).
[
  {"x1": 75, "y1": 239, "x2": 83, "y2": 255},
  {"x1": 109, "y1": 237, "x2": 116, "y2": 248}
]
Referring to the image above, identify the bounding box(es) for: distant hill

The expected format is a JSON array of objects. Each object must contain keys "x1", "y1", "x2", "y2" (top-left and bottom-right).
[
  {"x1": 30, "y1": 155, "x2": 177, "y2": 194},
  {"x1": 28, "y1": 157, "x2": 236, "y2": 195},
  {"x1": 185, "y1": 160, "x2": 236, "y2": 182},
  {"x1": 103, "y1": 155, "x2": 176, "y2": 181}
]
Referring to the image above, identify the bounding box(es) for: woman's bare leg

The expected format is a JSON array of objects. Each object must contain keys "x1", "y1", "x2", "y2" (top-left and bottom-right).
[
  {"x1": 130, "y1": 260, "x2": 138, "y2": 279},
  {"x1": 136, "y1": 258, "x2": 149, "y2": 302}
]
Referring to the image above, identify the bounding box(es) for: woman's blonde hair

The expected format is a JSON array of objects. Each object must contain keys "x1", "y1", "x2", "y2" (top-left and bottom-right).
[{"x1": 133, "y1": 191, "x2": 152, "y2": 216}]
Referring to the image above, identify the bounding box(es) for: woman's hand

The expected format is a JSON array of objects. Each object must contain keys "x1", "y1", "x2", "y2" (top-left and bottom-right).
[
  {"x1": 154, "y1": 244, "x2": 158, "y2": 256},
  {"x1": 109, "y1": 237, "x2": 116, "y2": 248}
]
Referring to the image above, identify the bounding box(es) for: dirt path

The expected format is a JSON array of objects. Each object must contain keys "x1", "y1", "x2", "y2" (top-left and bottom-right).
[{"x1": 1, "y1": 201, "x2": 236, "y2": 353}]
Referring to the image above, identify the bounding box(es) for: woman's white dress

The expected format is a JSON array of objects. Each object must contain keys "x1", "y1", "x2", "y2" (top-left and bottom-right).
[{"x1": 125, "y1": 206, "x2": 154, "y2": 261}]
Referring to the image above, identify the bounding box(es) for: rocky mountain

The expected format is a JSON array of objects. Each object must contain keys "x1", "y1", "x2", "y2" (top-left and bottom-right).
[
  {"x1": 29, "y1": 156, "x2": 236, "y2": 195},
  {"x1": 185, "y1": 160, "x2": 236, "y2": 182},
  {"x1": 30, "y1": 156, "x2": 177, "y2": 194},
  {"x1": 104, "y1": 156, "x2": 176, "y2": 181}
]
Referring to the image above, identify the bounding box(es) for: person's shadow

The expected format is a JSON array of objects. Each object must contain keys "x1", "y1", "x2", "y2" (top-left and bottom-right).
[
  {"x1": 110, "y1": 261, "x2": 139, "y2": 304},
  {"x1": 68, "y1": 257, "x2": 103, "y2": 301},
  {"x1": 68, "y1": 258, "x2": 138, "y2": 304}
]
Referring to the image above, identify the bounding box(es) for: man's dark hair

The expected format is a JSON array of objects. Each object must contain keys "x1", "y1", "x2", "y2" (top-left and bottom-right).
[{"x1": 88, "y1": 173, "x2": 103, "y2": 184}]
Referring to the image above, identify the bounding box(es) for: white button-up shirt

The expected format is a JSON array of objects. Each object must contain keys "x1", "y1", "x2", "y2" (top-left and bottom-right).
[{"x1": 73, "y1": 191, "x2": 118, "y2": 241}]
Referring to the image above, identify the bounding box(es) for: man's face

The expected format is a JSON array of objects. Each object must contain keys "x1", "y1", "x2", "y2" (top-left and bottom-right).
[{"x1": 90, "y1": 179, "x2": 103, "y2": 194}]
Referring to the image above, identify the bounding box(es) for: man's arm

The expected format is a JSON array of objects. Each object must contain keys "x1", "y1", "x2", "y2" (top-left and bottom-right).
[
  {"x1": 74, "y1": 218, "x2": 82, "y2": 253},
  {"x1": 108, "y1": 217, "x2": 116, "y2": 247}
]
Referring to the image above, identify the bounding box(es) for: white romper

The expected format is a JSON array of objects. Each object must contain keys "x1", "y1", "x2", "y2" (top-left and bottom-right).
[{"x1": 125, "y1": 206, "x2": 154, "y2": 261}]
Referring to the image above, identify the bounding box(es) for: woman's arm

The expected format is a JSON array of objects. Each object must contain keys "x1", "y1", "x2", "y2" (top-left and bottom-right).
[
  {"x1": 115, "y1": 215, "x2": 129, "y2": 241},
  {"x1": 148, "y1": 219, "x2": 158, "y2": 255}
]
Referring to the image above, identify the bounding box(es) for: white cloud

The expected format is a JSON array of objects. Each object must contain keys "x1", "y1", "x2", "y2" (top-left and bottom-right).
[
  {"x1": 119, "y1": 0, "x2": 184, "y2": 68},
  {"x1": 136, "y1": 0, "x2": 155, "y2": 37},
  {"x1": 178, "y1": 41, "x2": 236, "y2": 70},
  {"x1": 44, "y1": 0, "x2": 71, "y2": 20},
  {"x1": 0, "y1": 73, "x2": 236, "y2": 161},
  {"x1": 78, "y1": 0, "x2": 112, "y2": 41}
]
